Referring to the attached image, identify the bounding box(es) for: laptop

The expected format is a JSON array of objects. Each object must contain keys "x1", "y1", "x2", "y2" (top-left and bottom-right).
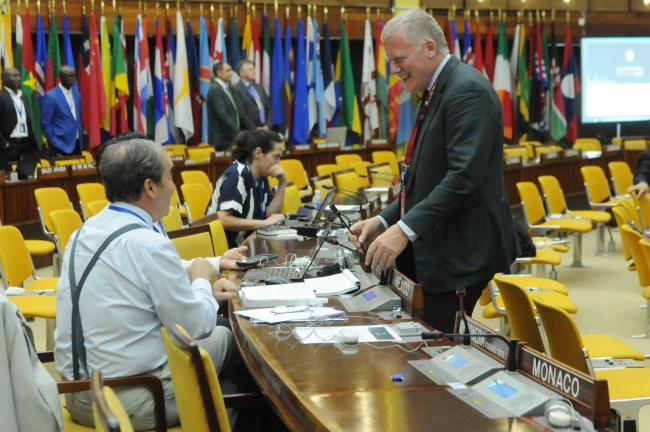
[
  {"x1": 325, "y1": 127, "x2": 348, "y2": 147},
  {"x1": 244, "y1": 234, "x2": 328, "y2": 282}
]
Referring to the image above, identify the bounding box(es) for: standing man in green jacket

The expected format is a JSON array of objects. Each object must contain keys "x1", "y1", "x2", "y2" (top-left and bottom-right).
[{"x1": 207, "y1": 62, "x2": 240, "y2": 151}]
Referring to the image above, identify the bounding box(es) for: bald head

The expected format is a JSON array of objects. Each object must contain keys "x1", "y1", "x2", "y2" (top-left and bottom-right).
[{"x1": 2, "y1": 68, "x2": 21, "y2": 92}]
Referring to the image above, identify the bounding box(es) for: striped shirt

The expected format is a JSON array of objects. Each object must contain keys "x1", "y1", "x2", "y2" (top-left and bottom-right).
[{"x1": 208, "y1": 161, "x2": 272, "y2": 247}]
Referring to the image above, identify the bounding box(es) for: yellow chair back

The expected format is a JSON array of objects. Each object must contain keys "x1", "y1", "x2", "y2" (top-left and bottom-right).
[
  {"x1": 371, "y1": 150, "x2": 399, "y2": 176},
  {"x1": 537, "y1": 175, "x2": 568, "y2": 215},
  {"x1": 612, "y1": 206, "x2": 634, "y2": 261},
  {"x1": 186, "y1": 147, "x2": 215, "y2": 163},
  {"x1": 0, "y1": 225, "x2": 34, "y2": 286},
  {"x1": 282, "y1": 185, "x2": 303, "y2": 214},
  {"x1": 608, "y1": 161, "x2": 633, "y2": 196},
  {"x1": 516, "y1": 182, "x2": 546, "y2": 226},
  {"x1": 533, "y1": 297, "x2": 590, "y2": 375},
  {"x1": 493, "y1": 275, "x2": 546, "y2": 353},
  {"x1": 164, "y1": 144, "x2": 188, "y2": 157},
  {"x1": 82, "y1": 151, "x2": 95, "y2": 164},
  {"x1": 208, "y1": 220, "x2": 229, "y2": 256},
  {"x1": 280, "y1": 159, "x2": 311, "y2": 191},
  {"x1": 367, "y1": 162, "x2": 394, "y2": 188},
  {"x1": 170, "y1": 231, "x2": 215, "y2": 260},
  {"x1": 632, "y1": 193, "x2": 650, "y2": 230},
  {"x1": 573, "y1": 137, "x2": 602, "y2": 152},
  {"x1": 312, "y1": 175, "x2": 334, "y2": 196},
  {"x1": 38, "y1": 158, "x2": 51, "y2": 168},
  {"x1": 333, "y1": 169, "x2": 361, "y2": 192},
  {"x1": 580, "y1": 165, "x2": 612, "y2": 204},
  {"x1": 34, "y1": 187, "x2": 73, "y2": 232},
  {"x1": 638, "y1": 239, "x2": 650, "y2": 286},
  {"x1": 54, "y1": 158, "x2": 86, "y2": 166},
  {"x1": 162, "y1": 325, "x2": 230, "y2": 432},
  {"x1": 91, "y1": 370, "x2": 133, "y2": 432},
  {"x1": 77, "y1": 183, "x2": 107, "y2": 220},
  {"x1": 350, "y1": 161, "x2": 371, "y2": 187},
  {"x1": 335, "y1": 154, "x2": 363, "y2": 168},
  {"x1": 316, "y1": 164, "x2": 340, "y2": 177},
  {"x1": 181, "y1": 170, "x2": 213, "y2": 193},
  {"x1": 87, "y1": 200, "x2": 109, "y2": 218},
  {"x1": 621, "y1": 224, "x2": 650, "y2": 288},
  {"x1": 623, "y1": 139, "x2": 647, "y2": 151},
  {"x1": 503, "y1": 145, "x2": 528, "y2": 160},
  {"x1": 180, "y1": 183, "x2": 211, "y2": 224},
  {"x1": 161, "y1": 206, "x2": 184, "y2": 233},
  {"x1": 49, "y1": 209, "x2": 83, "y2": 254}
]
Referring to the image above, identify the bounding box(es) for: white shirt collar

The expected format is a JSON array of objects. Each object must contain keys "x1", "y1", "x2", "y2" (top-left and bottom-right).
[
  {"x1": 216, "y1": 78, "x2": 229, "y2": 89},
  {"x1": 427, "y1": 53, "x2": 452, "y2": 92},
  {"x1": 111, "y1": 202, "x2": 154, "y2": 225},
  {"x1": 6, "y1": 87, "x2": 22, "y2": 98},
  {"x1": 59, "y1": 83, "x2": 73, "y2": 97}
]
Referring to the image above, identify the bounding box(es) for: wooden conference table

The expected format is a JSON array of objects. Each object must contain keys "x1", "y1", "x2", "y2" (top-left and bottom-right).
[{"x1": 228, "y1": 237, "x2": 608, "y2": 431}]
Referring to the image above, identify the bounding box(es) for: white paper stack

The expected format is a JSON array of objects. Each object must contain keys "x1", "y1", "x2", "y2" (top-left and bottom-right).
[
  {"x1": 239, "y1": 283, "x2": 317, "y2": 308},
  {"x1": 304, "y1": 269, "x2": 360, "y2": 297}
]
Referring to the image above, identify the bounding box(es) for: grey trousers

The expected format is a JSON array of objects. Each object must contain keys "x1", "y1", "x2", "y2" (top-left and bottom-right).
[{"x1": 65, "y1": 326, "x2": 237, "y2": 430}]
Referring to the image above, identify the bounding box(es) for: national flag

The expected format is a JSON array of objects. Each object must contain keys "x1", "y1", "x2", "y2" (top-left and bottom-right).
[
  {"x1": 0, "y1": 0, "x2": 13, "y2": 81},
  {"x1": 209, "y1": 14, "x2": 216, "y2": 60},
  {"x1": 306, "y1": 16, "x2": 317, "y2": 134},
  {"x1": 396, "y1": 92, "x2": 415, "y2": 158},
  {"x1": 61, "y1": 15, "x2": 75, "y2": 67},
  {"x1": 516, "y1": 23, "x2": 531, "y2": 138},
  {"x1": 375, "y1": 19, "x2": 388, "y2": 140},
  {"x1": 79, "y1": 15, "x2": 90, "y2": 133},
  {"x1": 270, "y1": 16, "x2": 284, "y2": 129},
  {"x1": 87, "y1": 14, "x2": 106, "y2": 150},
  {"x1": 562, "y1": 25, "x2": 579, "y2": 143},
  {"x1": 212, "y1": 17, "x2": 226, "y2": 63},
  {"x1": 312, "y1": 18, "x2": 326, "y2": 137},
  {"x1": 484, "y1": 22, "x2": 495, "y2": 82},
  {"x1": 462, "y1": 18, "x2": 473, "y2": 65},
  {"x1": 250, "y1": 11, "x2": 261, "y2": 84},
  {"x1": 472, "y1": 21, "x2": 487, "y2": 77},
  {"x1": 339, "y1": 18, "x2": 362, "y2": 142},
  {"x1": 228, "y1": 15, "x2": 241, "y2": 75},
  {"x1": 530, "y1": 22, "x2": 548, "y2": 135},
  {"x1": 35, "y1": 14, "x2": 46, "y2": 97},
  {"x1": 16, "y1": 10, "x2": 42, "y2": 148},
  {"x1": 100, "y1": 16, "x2": 112, "y2": 132},
  {"x1": 291, "y1": 18, "x2": 309, "y2": 144},
  {"x1": 262, "y1": 13, "x2": 271, "y2": 96},
  {"x1": 450, "y1": 17, "x2": 461, "y2": 60},
  {"x1": 166, "y1": 17, "x2": 177, "y2": 142},
  {"x1": 199, "y1": 16, "x2": 211, "y2": 143},
  {"x1": 45, "y1": 13, "x2": 60, "y2": 91},
  {"x1": 283, "y1": 21, "x2": 293, "y2": 136},
  {"x1": 112, "y1": 15, "x2": 129, "y2": 134},
  {"x1": 154, "y1": 18, "x2": 170, "y2": 145},
  {"x1": 510, "y1": 23, "x2": 520, "y2": 82},
  {"x1": 186, "y1": 18, "x2": 201, "y2": 145},
  {"x1": 493, "y1": 20, "x2": 513, "y2": 140},
  {"x1": 361, "y1": 18, "x2": 378, "y2": 143},
  {"x1": 133, "y1": 16, "x2": 150, "y2": 135},
  {"x1": 388, "y1": 69, "x2": 402, "y2": 144},
  {"x1": 242, "y1": 12, "x2": 251, "y2": 59},
  {"x1": 173, "y1": 11, "x2": 194, "y2": 141},
  {"x1": 322, "y1": 21, "x2": 336, "y2": 123},
  {"x1": 550, "y1": 23, "x2": 567, "y2": 142}
]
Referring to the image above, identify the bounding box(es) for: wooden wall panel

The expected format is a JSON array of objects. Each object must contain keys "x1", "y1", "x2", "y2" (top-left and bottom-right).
[
  {"x1": 590, "y1": 0, "x2": 630, "y2": 12},
  {"x1": 465, "y1": 0, "x2": 509, "y2": 10},
  {"x1": 631, "y1": 0, "x2": 650, "y2": 12}
]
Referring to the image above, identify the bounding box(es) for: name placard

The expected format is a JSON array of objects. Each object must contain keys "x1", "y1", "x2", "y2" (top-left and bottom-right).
[
  {"x1": 563, "y1": 149, "x2": 580, "y2": 158},
  {"x1": 540, "y1": 151, "x2": 559, "y2": 162},
  {"x1": 37, "y1": 166, "x2": 68, "y2": 179},
  {"x1": 388, "y1": 269, "x2": 423, "y2": 317},
  {"x1": 504, "y1": 156, "x2": 522, "y2": 166}
]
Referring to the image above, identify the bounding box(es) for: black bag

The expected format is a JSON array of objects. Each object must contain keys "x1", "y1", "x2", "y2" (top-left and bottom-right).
[
  {"x1": 16, "y1": 152, "x2": 40, "y2": 180},
  {"x1": 514, "y1": 218, "x2": 536, "y2": 258}
]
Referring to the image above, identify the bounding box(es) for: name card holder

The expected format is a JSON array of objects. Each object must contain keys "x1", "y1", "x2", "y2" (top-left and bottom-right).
[
  {"x1": 368, "y1": 139, "x2": 388, "y2": 147},
  {"x1": 503, "y1": 156, "x2": 522, "y2": 168},
  {"x1": 562, "y1": 149, "x2": 581, "y2": 160},
  {"x1": 604, "y1": 144, "x2": 622, "y2": 153},
  {"x1": 539, "y1": 151, "x2": 560, "y2": 163},
  {"x1": 70, "y1": 163, "x2": 97, "y2": 177},
  {"x1": 37, "y1": 165, "x2": 69, "y2": 179},
  {"x1": 388, "y1": 269, "x2": 423, "y2": 318},
  {"x1": 292, "y1": 144, "x2": 312, "y2": 152},
  {"x1": 316, "y1": 142, "x2": 341, "y2": 150}
]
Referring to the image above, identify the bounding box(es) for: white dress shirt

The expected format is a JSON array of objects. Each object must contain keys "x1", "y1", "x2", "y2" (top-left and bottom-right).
[
  {"x1": 59, "y1": 83, "x2": 76, "y2": 120},
  {"x1": 7, "y1": 88, "x2": 28, "y2": 139},
  {"x1": 55, "y1": 202, "x2": 220, "y2": 379}
]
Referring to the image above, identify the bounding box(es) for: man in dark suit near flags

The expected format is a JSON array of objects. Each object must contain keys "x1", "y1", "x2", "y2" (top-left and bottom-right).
[
  {"x1": 41, "y1": 66, "x2": 83, "y2": 156},
  {"x1": 0, "y1": 67, "x2": 37, "y2": 172},
  {"x1": 231, "y1": 60, "x2": 271, "y2": 131},
  {"x1": 207, "y1": 62, "x2": 240, "y2": 151}
]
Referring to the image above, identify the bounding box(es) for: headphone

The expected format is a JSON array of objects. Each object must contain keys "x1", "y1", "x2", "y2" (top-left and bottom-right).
[{"x1": 544, "y1": 399, "x2": 580, "y2": 429}]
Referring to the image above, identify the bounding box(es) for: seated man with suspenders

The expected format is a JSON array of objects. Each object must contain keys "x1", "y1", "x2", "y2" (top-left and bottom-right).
[{"x1": 55, "y1": 134, "x2": 245, "y2": 429}]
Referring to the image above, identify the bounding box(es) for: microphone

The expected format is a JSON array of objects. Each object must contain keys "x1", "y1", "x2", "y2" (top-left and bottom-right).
[
  {"x1": 329, "y1": 204, "x2": 366, "y2": 254},
  {"x1": 322, "y1": 184, "x2": 368, "y2": 204}
]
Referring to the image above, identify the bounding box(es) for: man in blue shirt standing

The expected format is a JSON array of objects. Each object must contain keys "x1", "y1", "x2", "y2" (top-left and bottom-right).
[{"x1": 41, "y1": 66, "x2": 83, "y2": 156}]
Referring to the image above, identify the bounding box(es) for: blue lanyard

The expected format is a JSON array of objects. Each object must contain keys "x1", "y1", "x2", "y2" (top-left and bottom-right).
[
  {"x1": 257, "y1": 182, "x2": 266, "y2": 219},
  {"x1": 108, "y1": 205, "x2": 166, "y2": 235}
]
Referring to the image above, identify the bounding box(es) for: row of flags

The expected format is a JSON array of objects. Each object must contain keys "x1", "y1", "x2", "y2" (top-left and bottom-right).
[{"x1": 0, "y1": 1, "x2": 580, "y2": 153}]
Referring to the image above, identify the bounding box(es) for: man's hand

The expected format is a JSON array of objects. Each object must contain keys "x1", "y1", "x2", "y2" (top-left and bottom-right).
[
  {"x1": 219, "y1": 246, "x2": 249, "y2": 270},
  {"x1": 629, "y1": 182, "x2": 649, "y2": 198},
  {"x1": 365, "y1": 224, "x2": 409, "y2": 272},
  {"x1": 187, "y1": 258, "x2": 217, "y2": 282},
  {"x1": 264, "y1": 213, "x2": 285, "y2": 226},
  {"x1": 267, "y1": 163, "x2": 286, "y2": 184},
  {"x1": 212, "y1": 278, "x2": 239, "y2": 302},
  {"x1": 349, "y1": 217, "x2": 385, "y2": 251}
]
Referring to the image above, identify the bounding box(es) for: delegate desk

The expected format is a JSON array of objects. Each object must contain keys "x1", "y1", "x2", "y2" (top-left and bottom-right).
[{"x1": 230, "y1": 237, "x2": 609, "y2": 431}]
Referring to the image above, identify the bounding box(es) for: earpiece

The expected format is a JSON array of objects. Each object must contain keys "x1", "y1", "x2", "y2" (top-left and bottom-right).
[{"x1": 544, "y1": 399, "x2": 578, "y2": 429}]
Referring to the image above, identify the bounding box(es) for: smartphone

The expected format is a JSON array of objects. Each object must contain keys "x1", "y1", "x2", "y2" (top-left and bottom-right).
[
  {"x1": 235, "y1": 256, "x2": 265, "y2": 268},
  {"x1": 367, "y1": 326, "x2": 395, "y2": 341}
]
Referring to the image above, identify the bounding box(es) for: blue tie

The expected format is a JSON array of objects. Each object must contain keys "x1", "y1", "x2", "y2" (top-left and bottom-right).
[{"x1": 246, "y1": 84, "x2": 266, "y2": 125}]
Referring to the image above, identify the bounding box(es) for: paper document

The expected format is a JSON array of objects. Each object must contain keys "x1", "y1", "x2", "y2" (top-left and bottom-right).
[
  {"x1": 293, "y1": 325, "x2": 402, "y2": 344},
  {"x1": 335, "y1": 204, "x2": 366, "y2": 212},
  {"x1": 239, "y1": 283, "x2": 317, "y2": 308},
  {"x1": 235, "y1": 307, "x2": 344, "y2": 324},
  {"x1": 304, "y1": 269, "x2": 360, "y2": 297}
]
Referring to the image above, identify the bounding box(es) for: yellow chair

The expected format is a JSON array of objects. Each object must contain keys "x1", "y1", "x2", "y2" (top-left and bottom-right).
[
  {"x1": 581, "y1": 165, "x2": 627, "y2": 211},
  {"x1": 512, "y1": 248, "x2": 563, "y2": 280},
  {"x1": 535, "y1": 145, "x2": 563, "y2": 157},
  {"x1": 34, "y1": 187, "x2": 74, "y2": 240},
  {"x1": 171, "y1": 190, "x2": 187, "y2": 219},
  {"x1": 49, "y1": 209, "x2": 83, "y2": 255},
  {"x1": 623, "y1": 139, "x2": 647, "y2": 151},
  {"x1": 367, "y1": 162, "x2": 395, "y2": 188},
  {"x1": 350, "y1": 161, "x2": 371, "y2": 187},
  {"x1": 82, "y1": 151, "x2": 95, "y2": 164},
  {"x1": 168, "y1": 225, "x2": 215, "y2": 260},
  {"x1": 186, "y1": 147, "x2": 215, "y2": 163},
  {"x1": 77, "y1": 183, "x2": 107, "y2": 221},
  {"x1": 503, "y1": 145, "x2": 529, "y2": 161},
  {"x1": 538, "y1": 175, "x2": 613, "y2": 254},
  {"x1": 86, "y1": 199, "x2": 109, "y2": 218},
  {"x1": 282, "y1": 185, "x2": 303, "y2": 214},
  {"x1": 495, "y1": 274, "x2": 644, "y2": 360},
  {"x1": 573, "y1": 137, "x2": 602, "y2": 152},
  {"x1": 335, "y1": 153, "x2": 363, "y2": 168},
  {"x1": 631, "y1": 192, "x2": 650, "y2": 232},
  {"x1": 312, "y1": 175, "x2": 334, "y2": 196},
  {"x1": 620, "y1": 224, "x2": 650, "y2": 338},
  {"x1": 612, "y1": 206, "x2": 636, "y2": 265},
  {"x1": 180, "y1": 183, "x2": 211, "y2": 225},
  {"x1": 372, "y1": 150, "x2": 400, "y2": 176},
  {"x1": 332, "y1": 168, "x2": 361, "y2": 193},
  {"x1": 280, "y1": 159, "x2": 312, "y2": 197},
  {"x1": 161, "y1": 206, "x2": 184, "y2": 233},
  {"x1": 54, "y1": 158, "x2": 86, "y2": 167},
  {"x1": 608, "y1": 161, "x2": 634, "y2": 197},
  {"x1": 517, "y1": 181, "x2": 592, "y2": 267},
  {"x1": 208, "y1": 220, "x2": 229, "y2": 256},
  {"x1": 636, "y1": 238, "x2": 650, "y2": 339},
  {"x1": 91, "y1": 370, "x2": 134, "y2": 432},
  {"x1": 316, "y1": 164, "x2": 340, "y2": 177},
  {"x1": 164, "y1": 144, "x2": 188, "y2": 157},
  {"x1": 534, "y1": 297, "x2": 650, "y2": 427},
  {"x1": 180, "y1": 170, "x2": 213, "y2": 194},
  {"x1": 520, "y1": 140, "x2": 543, "y2": 158}
]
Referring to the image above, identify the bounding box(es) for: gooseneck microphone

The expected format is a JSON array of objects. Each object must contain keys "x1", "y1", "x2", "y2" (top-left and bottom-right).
[{"x1": 329, "y1": 204, "x2": 366, "y2": 254}]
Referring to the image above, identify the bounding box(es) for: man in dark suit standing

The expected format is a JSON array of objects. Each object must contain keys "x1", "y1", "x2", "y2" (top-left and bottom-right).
[
  {"x1": 231, "y1": 60, "x2": 271, "y2": 131},
  {"x1": 350, "y1": 9, "x2": 518, "y2": 333},
  {"x1": 207, "y1": 62, "x2": 240, "y2": 151},
  {"x1": 41, "y1": 65, "x2": 83, "y2": 156},
  {"x1": 0, "y1": 67, "x2": 37, "y2": 171}
]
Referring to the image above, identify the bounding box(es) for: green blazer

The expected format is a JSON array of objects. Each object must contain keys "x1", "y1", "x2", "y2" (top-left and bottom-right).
[
  {"x1": 207, "y1": 82, "x2": 239, "y2": 150},
  {"x1": 380, "y1": 56, "x2": 518, "y2": 294}
]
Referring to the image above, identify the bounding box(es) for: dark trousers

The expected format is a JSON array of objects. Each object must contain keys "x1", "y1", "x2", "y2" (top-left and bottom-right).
[{"x1": 422, "y1": 279, "x2": 488, "y2": 333}]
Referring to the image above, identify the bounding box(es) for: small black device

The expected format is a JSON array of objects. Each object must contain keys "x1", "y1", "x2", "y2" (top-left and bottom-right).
[
  {"x1": 264, "y1": 276, "x2": 291, "y2": 285},
  {"x1": 316, "y1": 262, "x2": 341, "y2": 277},
  {"x1": 236, "y1": 254, "x2": 276, "y2": 268}
]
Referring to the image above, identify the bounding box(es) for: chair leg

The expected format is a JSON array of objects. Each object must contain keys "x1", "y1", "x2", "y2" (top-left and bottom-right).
[
  {"x1": 633, "y1": 299, "x2": 650, "y2": 338},
  {"x1": 594, "y1": 223, "x2": 609, "y2": 256},
  {"x1": 607, "y1": 226, "x2": 616, "y2": 253},
  {"x1": 534, "y1": 264, "x2": 546, "y2": 278},
  {"x1": 569, "y1": 233, "x2": 589, "y2": 268},
  {"x1": 548, "y1": 266, "x2": 558, "y2": 280}
]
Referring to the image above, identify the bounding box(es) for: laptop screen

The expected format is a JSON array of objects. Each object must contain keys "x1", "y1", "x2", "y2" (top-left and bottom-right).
[{"x1": 312, "y1": 189, "x2": 335, "y2": 223}]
